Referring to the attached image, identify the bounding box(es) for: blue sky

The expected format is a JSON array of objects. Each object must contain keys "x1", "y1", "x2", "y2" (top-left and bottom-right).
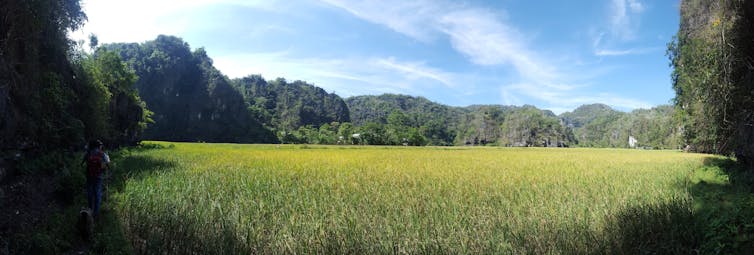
[{"x1": 72, "y1": 0, "x2": 680, "y2": 114}]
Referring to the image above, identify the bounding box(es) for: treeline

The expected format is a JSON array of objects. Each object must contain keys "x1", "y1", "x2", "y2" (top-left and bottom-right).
[
  {"x1": 0, "y1": 0, "x2": 150, "y2": 150},
  {"x1": 233, "y1": 75, "x2": 350, "y2": 137},
  {"x1": 4, "y1": 0, "x2": 748, "y2": 153},
  {"x1": 562, "y1": 104, "x2": 683, "y2": 149},
  {"x1": 101, "y1": 36, "x2": 351, "y2": 144},
  {"x1": 102, "y1": 37, "x2": 275, "y2": 143},
  {"x1": 3, "y1": 26, "x2": 684, "y2": 150},
  {"x1": 669, "y1": 0, "x2": 754, "y2": 164},
  {"x1": 346, "y1": 94, "x2": 463, "y2": 145},
  {"x1": 96, "y1": 35, "x2": 684, "y2": 148},
  {"x1": 347, "y1": 95, "x2": 682, "y2": 148}
]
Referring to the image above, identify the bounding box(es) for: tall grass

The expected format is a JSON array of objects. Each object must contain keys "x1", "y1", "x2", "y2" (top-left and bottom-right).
[{"x1": 111, "y1": 142, "x2": 711, "y2": 254}]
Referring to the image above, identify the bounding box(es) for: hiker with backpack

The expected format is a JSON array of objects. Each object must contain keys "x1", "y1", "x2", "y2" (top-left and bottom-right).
[{"x1": 81, "y1": 140, "x2": 110, "y2": 218}]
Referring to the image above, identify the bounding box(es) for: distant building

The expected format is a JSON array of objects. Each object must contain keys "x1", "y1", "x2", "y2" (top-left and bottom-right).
[{"x1": 628, "y1": 136, "x2": 638, "y2": 148}]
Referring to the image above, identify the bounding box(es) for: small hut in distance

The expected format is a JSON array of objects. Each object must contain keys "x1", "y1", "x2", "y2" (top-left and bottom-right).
[{"x1": 628, "y1": 136, "x2": 638, "y2": 148}]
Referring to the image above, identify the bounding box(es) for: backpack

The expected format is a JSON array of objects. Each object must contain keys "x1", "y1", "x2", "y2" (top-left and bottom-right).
[{"x1": 86, "y1": 151, "x2": 106, "y2": 177}]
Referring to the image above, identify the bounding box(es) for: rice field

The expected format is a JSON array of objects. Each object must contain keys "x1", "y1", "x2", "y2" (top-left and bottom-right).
[{"x1": 110, "y1": 142, "x2": 715, "y2": 254}]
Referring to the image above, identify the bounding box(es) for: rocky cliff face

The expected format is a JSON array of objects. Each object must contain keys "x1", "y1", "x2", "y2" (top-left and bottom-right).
[{"x1": 107, "y1": 36, "x2": 277, "y2": 143}]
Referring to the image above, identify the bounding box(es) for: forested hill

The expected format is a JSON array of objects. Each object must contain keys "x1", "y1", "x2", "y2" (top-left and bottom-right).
[
  {"x1": 0, "y1": 1, "x2": 150, "y2": 150},
  {"x1": 560, "y1": 104, "x2": 619, "y2": 128},
  {"x1": 562, "y1": 104, "x2": 682, "y2": 149},
  {"x1": 345, "y1": 94, "x2": 572, "y2": 146},
  {"x1": 346, "y1": 94, "x2": 463, "y2": 126},
  {"x1": 103, "y1": 36, "x2": 350, "y2": 143},
  {"x1": 346, "y1": 94, "x2": 463, "y2": 145},
  {"x1": 92, "y1": 35, "x2": 681, "y2": 148},
  {"x1": 103, "y1": 36, "x2": 275, "y2": 143},
  {"x1": 669, "y1": 0, "x2": 754, "y2": 165},
  {"x1": 233, "y1": 75, "x2": 350, "y2": 132},
  {"x1": 347, "y1": 94, "x2": 682, "y2": 148}
]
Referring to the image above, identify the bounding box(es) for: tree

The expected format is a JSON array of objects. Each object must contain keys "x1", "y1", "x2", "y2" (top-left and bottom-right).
[
  {"x1": 105, "y1": 36, "x2": 276, "y2": 143},
  {"x1": 669, "y1": 0, "x2": 754, "y2": 162},
  {"x1": 78, "y1": 49, "x2": 152, "y2": 145},
  {"x1": 1, "y1": 0, "x2": 88, "y2": 148}
]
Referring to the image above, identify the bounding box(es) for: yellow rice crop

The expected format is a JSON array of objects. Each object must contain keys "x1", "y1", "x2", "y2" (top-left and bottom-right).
[{"x1": 112, "y1": 142, "x2": 711, "y2": 254}]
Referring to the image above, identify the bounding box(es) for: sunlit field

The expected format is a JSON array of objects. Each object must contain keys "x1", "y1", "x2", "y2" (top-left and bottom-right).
[{"x1": 111, "y1": 142, "x2": 714, "y2": 254}]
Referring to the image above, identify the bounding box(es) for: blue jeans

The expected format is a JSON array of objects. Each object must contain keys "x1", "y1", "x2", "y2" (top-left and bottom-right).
[{"x1": 86, "y1": 177, "x2": 103, "y2": 217}]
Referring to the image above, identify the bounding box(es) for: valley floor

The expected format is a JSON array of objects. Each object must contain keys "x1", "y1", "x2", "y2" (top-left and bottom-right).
[{"x1": 11, "y1": 142, "x2": 754, "y2": 254}]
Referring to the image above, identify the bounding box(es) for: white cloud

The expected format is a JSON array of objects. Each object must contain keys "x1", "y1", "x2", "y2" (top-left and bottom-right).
[
  {"x1": 628, "y1": 0, "x2": 645, "y2": 13},
  {"x1": 71, "y1": 0, "x2": 282, "y2": 44},
  {"x1": 212, "y1": 52, "x2": 462, "y2": 97},
  {"x1": 374, "y1": 58, "x2": 455, "y2": 87},
  {"x1": 321, "y1": 0, "x2": 652, "y2": 112},
  {"x1": 609, "y1": 0, "x2": 645, "y2": 41},
  {"x1": 594, "y1": 47, "x2": 659, "y2": 56},
  {"x1": 71, "y1": 0, "x2": 659, "y2": 112},
  {"x1": 319, "y1": 0, "x2": 441, "y2": 42},
  {"x1": 592, "y1": 32, "x2": 606, "y2": 48},
  {"x1": 504, "y1": 83, "x2": 651, "y2": 114}
]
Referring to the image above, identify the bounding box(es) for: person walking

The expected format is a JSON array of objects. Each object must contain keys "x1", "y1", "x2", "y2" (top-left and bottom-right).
[{"x1": 81, "y1": 140, "x2": 110, "y2": 218}]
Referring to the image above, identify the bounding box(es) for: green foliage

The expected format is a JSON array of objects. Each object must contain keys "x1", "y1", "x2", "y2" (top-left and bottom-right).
[
  {"x1": 232, "y1": 75, "x2": 350, "y2": 133},
  {"x1": 104, "y1": 36, "x2": 276, "y2": 143},
  {"x1": 560, "y1": 103, "x2": 617, "y2": 128},
  {"x1": 76, "y1": 49, "x2": 152, "y2": 145},
  {"x1": 10, "y1": 148, "x2": 142, "y2": 254},
  {"x1": 347, "y1": 94, "x2": 460, "y2": 145},
  {"x1": 0, "y1": 0, "x2": 88, "y2": 149},
  {"x1": 669, "y1": 0, "x2": 754, "y2": 161},
  {"x1": 499, "y1": 105, "x2": 574, "y2": 147},
  {"x1": 0, "y1": 0, "x2": 151, "y2": 149},
  {"x1": 563, "y1": 104, "x2": 683, "y2": 149},
  {"x1": 454, "y1": 105, "x2": 507, "y2": 145},
  {"x1": 348, "y1": 94, "x2": 682, "y2": 148},
  {"x1": 572, "y1": 108, "x2": 625, "y2": 147},
  {"x1": 15, "y1": 151, "x2": 83, "y2": 203},
  {"x1": 690, "y1": 158, "x2": 754, "y2": 253}
]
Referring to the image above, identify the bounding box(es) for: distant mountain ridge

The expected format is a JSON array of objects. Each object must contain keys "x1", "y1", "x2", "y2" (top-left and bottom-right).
[
  {"x1": 104, "y1": 35, "x2": 350, "y2": 143},
  {"x1": 103, "y1": 35, "x2": 681, "y2": 148},
  {"x1": 233, "y1": 75, "x2": 350, "y2": 132},
  {"x1": 560, "y1": 103, "x2": 620, "y2": 128},
  {"x1": 104, "y1": 36, "x2": 277, "y2": 143},
  {"x1": 347, "y1": 94, "x2": 681, "y2": 148}
]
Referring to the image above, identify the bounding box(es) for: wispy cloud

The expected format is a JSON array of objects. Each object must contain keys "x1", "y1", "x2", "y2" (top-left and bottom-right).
[
  {"x1": 74, "y1": 0, "x2": 662, "y2": 112},
  {"x1": 504, "y1": 83, "x2": 651, "y2": 114},
  {"x1": 319, "y1": 0, "x2": 442, "y2": 42},
  {"x1": 609, "y1": 0, "x2": 645, "y2": 41},
  {"x1": 322, "y1": 0, "x2": 651, "y2": 112},
  {"x1": 212, "y1": 52, "x2": 463, "y2": 97},
  {"x1": 72, "y1": 0, "x2": 284, "y2": 43},
  {"x1": 374, "y1": 58, "x2": 455, "y2": 87},
  {"x1": 594, "y1": 47, "x2": 659, "y2": 56}
]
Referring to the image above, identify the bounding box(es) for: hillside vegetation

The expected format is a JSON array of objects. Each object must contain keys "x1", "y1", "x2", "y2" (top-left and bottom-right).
[
  {"x1": 233, "y1": 75, "x2": 351, "y2": 135},
  {"x1": 669, "y1": 0, "x2": 754, "y2": 167},
  {"x1": 3, "y1": 0, "x2": 754, "y2": 254},
  {"x1": 103, "y1": 37, "x2": 276, "y2": 143},
  {"x1": 0, "y1": 0, "x2": 746, "y2": 152},
  {"x1": 347, "y1": 95, "x2": 681, "y2": 148},
  {"x1": 0, "y1": 0, "x2": 150, "y2": 149},
  {"x1": 57, "y1": 34, "x2": 679, "y2": 149}
]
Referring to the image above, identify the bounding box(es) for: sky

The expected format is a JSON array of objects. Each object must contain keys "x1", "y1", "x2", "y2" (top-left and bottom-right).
[{"x1": 71, "y1": 0, "x2": 681, "y2": 114}]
